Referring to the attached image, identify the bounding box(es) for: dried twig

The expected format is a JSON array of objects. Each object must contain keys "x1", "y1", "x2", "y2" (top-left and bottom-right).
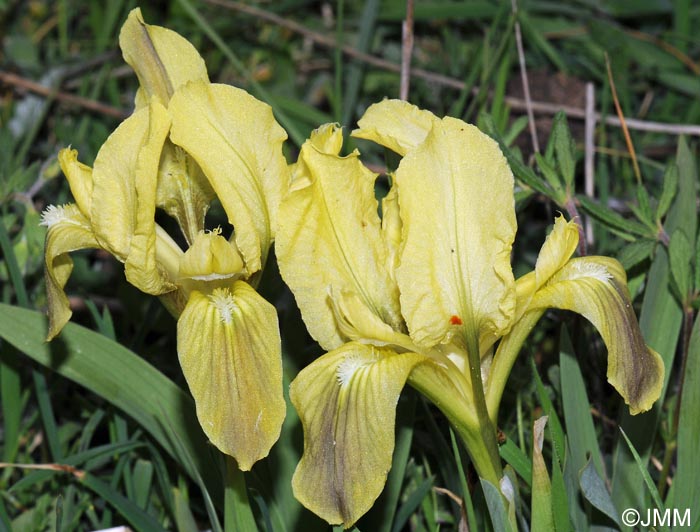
[
  {"x1": 510, "y1": 0, "x2": 539, "y2": 154},
  {"x1": 0, "y1": 70, "x2": 128, "y2": 120},
  {"x1": 0, "y1": 462, "x2": 85, "y2": 480},
  {"x1": 605, "y1": 54, "x2": 642, "y2": 183},
  {"x1": 202, "y1": 0, "x2": 700, "y2": 137},
  {"x1": 400, "y1": 0, "x2": 415, "y2": 100},
  {"x1": 584, "y1": 82, "x2": 595, "y2": 245}
]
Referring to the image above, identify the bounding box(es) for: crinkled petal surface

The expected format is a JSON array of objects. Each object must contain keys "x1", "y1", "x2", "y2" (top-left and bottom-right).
[
  {"x1": 290, "y1": 343, "x2": 427, "y2": 527},
  {"x1": 395, "y1": 117, "x2": 517, "y2": 349},
  {"x1": 277, "y1": 124, "x2": 402, "y2": 350},
  {"x1": 529, "y1": 257, "x2": 664, "y2": 414},
  {"x1": 119, "y1": 8, "x2": 209, "y2": 107},
  {"x1": 351, "y1": 99, "x2": 438, "y2": 156},
  {"x1": 42, "y1": 205, "x2": 101, "y2": 340},
  {"x1": 177, "y1": 281, "x2": 285, "y2": 470},
  {"x1": 169, "y1": 81, "x2": 289, "y2": 274},
  {"x1": 124, "y1": 101, "x2": 176, "y2": 294}
]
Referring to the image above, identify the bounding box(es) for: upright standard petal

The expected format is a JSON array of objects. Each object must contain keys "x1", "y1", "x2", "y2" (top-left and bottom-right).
[
  {"x1": 169, "y1": 82, "x2": 289, "y2": 274},
  {"x1": 529, "y1": 257, "x2": 664, "y2": 414},
  {"x1": 290, "y1": 344, "x2": 427, "y2": 527},
  {"x1": 277, "y1": 124, "x2": 402, "y2": 350},
  {"x1": 119, "y1": 8, "x2": 209, "y2": 107},
  {"x1": 351, "y1": 99, "x2": 438, "y2": 156},
  {"x1": 41, "y1": 205, "x2": 101, "y2": 340},
  {"x1": 177, "y1": 281, "x2": 285, "y2": 470},
  {"x1": 396, "y1": 117, "x2": 517, "y2": 351}
]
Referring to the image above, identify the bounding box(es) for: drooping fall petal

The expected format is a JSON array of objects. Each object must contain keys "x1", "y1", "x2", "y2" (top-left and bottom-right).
[
  {"x1": 277, "y1": 124, "x2": 402, "y2": 350},
  {"x1": 41, "y1": 204, "x2": 101, "y2": 340},
  {"x1": 290, "y1": 343, "x2": 427, "y2": 527},
  {"x1": 169, "y1": 81, "x2": 289, "y2": 275},
  {"x1": 395, "y1": 117, "x2": 517, "y2": 351},
  {"x1": 529, "y1": 256, "x2": 664, "y2": 414},
  {"x1": 351, "y1": 99, "x2": 438, "y2": 156},
  {"x1": 119, "y1": 8, "x2": 209, "y2": 107},
  {"x1": 177, "y1": 281, "x2": 285, "y2": 470}
]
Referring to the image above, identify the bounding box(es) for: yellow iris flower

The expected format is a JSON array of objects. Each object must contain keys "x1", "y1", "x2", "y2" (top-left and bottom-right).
[
  {"x1": 41, "y1": 9, "x2": 288, "y2": 471},
  {"x1": 276, "y1": 100, "x2": 664, "y2": 526}
]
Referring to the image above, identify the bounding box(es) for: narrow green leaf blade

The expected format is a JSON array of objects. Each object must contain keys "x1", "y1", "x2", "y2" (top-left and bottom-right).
[
  {"x1": 656, "y1": 164, "x2": 678, "y2": 223},
  {"x1": 669, "y1": 229, "x2": 692, "y2": 304},
  {"x1": 618, "y1": 428, "x2": 664, "y2": 511},
  {"x1": 80, "y1": 472, "x2": 167, "y2": 532},
  {"x1": 531, "y1": 417, "x2": 554, "y2": 532},
  {"x1": 481, "y1": 479, "x2": 514, "y2": 532},
  {"x1": 577, "y1": 196, "x2": 651, "y2": 238},
  {"x1": 611, "y1": 136, "x2": 695, "y2": 511},
  {"x1": 674, "y1": 312, "x2": 700, "y2": 513},
  {"x1": 579, "y1": 459, "x2": 621, "y2": 527},
  {"x1": 499, "y1": 437, "x2": 532, "y2": 488},
  {"x1": 559, "y1": 328, "x2": 606, "y2": 478},
  {"x1": 552, "y1": 112, "x2": 575, "y2": 190},
  {"x1": 0, "y1": 303, "x2": 222, "y2": 505}
]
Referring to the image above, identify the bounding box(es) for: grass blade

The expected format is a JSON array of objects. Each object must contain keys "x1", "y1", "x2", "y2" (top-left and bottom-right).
[
  {"x1": 0, "y1": 303, "x2": 223, "y2": 505},
  {"x1": 673, "y1": 312, "x2": 700, "y2": 512}
]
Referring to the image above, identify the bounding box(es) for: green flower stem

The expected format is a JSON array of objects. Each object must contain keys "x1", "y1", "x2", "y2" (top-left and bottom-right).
[
  {"x1": 464, "y1": 332, "x2": 503, "y2": 484},
  {"x1": 224, "y1": 456, "x2": 257, "y2": 532},
  {"x1": 408, "y1": 362, "x2": 502, "y2": 487},
  {"x1": 485, "y1": 310, "x2": 544, "y2": 424}
]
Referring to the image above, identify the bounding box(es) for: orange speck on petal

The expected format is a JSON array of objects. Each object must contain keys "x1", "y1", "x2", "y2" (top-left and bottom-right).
[{"x1": 450, "y1": 315, "x2": 462, "y2": 325}]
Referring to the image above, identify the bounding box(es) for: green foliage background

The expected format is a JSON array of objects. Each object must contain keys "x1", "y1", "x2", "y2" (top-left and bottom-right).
[{"x1": 1, "y1": 0, "x2": 698, "y2": 530}]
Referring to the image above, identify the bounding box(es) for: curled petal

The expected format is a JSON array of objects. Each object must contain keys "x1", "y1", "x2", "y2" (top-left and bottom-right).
[
  {"x1": 42, "y1": 205, "x2": 100, "y2": 340},
  {"x1": 534, "y1": 215, "x2": 579, "y2": 290},
  {"x1": 328, "y1": 288, "x2": 411, "y2": 348},
  {"x1": 277, "y1": 124, "x2": 402, "y2": 350},
  {"x1": 58, "y1": 148, "x2": 93, "y2": 217},
  {"x1": 291, "y1": 343, "x2": 427, "y2": 526},
  {"x1": 396, "y1": 117, "x2": 516, "y2": 351},
  {"x1": 124, "y1": 100, "x2": 176, "y2": 295},
  {"x1": 351, "y1": 99, "x2": 438, "y2": 155},
  {"x1": 530, "y1": 257, "x2": 664, "y2": 414},
  {"x1": 177, "y1": 281, "x2": 285, "y2": 470},
  {"x1": 90, "y1": 101, "x2": 169, "y2": 263},
  {"x1": 381, "y1": 183, "x2": 402, "y2": 278},
  {"x1": 119, "y1": 8, "x2": 209, "y2": 106},
  {"x1": 169, "y1": 82, "x2": 289, "y2": 275}
]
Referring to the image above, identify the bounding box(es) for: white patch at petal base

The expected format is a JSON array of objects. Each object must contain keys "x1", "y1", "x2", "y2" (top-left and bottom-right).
[
  {"x1": 560, "y1": 261, "x2": 612, "y2": 283},
  {"x1": 336, "y1": 350, "x2": 378, "y2": 387},
  {"x1": 40, "y1": 205, "x2": 80, "y2": 228},
  {"x1": 209, "y1": 288, "x2": 238, "y2": 324}
]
